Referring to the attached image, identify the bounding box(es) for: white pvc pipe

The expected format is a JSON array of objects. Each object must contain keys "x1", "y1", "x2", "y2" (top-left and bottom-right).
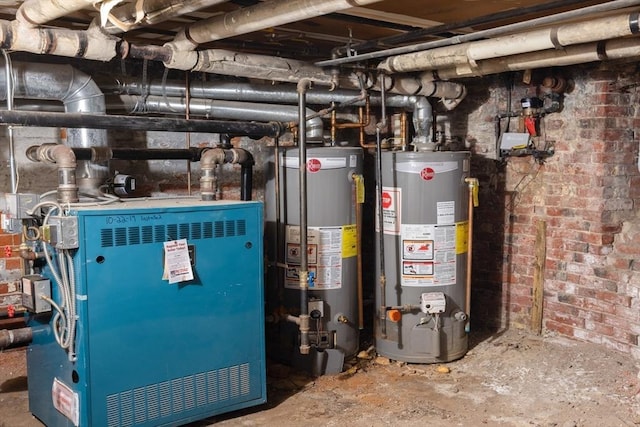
[
  {"x1": 379, "y1": 12, "x2": 640, "y2": 73},
  {"x1": 16, "y1": 0, "x2": 95, "y2": 26},
  {"x1": 168, "y1": 0, "x2": 383, "y2": 51}
]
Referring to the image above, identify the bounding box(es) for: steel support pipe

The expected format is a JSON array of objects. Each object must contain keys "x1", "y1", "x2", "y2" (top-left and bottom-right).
[
  {"x1": 0, "y1": 327, "x2": 33, "y2": 350},
  {"x1": 0, "y1": 110, "x2": 285, "y2": 138}
]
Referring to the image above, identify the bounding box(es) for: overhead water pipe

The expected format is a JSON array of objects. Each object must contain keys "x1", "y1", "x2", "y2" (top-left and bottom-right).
[
  {"x1": 436, "y1": 36, "x2": 640, "y2": 79},
  {"x1": 296, "y1": 78, "x2": 312, "y2": 356},
  {"x1": 0, "y1": 21, "x2": 118, "y2": 61},
  {"x1": 16, "y1": 0, "x2": 95, "y2": 26},
  {"x1": 103, "y1": 0, "x2": 229, "y2": 33},
  {"x1": 167, "y1": 0, "x2": 383, "y2": 52},
  {"x1": 318, "y1": 0, "x2": 640, "y2": 67},
  {"x1": 109, "y1": 78, "x2": 466, "y2": 109},
  {"x1": 378, "y1": 11, "x2": 640, "y2": 74},
  {"x1": 114, "y1": 95, "x2": 324, "y2": 140}
]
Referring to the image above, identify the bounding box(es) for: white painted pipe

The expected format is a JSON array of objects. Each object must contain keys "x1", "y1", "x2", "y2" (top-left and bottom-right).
[
  {"x1": 379, "y1": 12, "x2": 640, "y2": 73},
  {"x1": 168, "y1": 0, "x2": 383, "y2": 51},
  {"x1": 16, "y1": 0, "x2": 95, "y2": 26},
  {"x1": 435, "y1": 37, "x2": 640, "y2": 79}
]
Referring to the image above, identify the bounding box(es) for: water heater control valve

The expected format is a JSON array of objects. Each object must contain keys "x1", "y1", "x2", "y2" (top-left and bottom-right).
[
  {"x1": 308, "y1": 300, "x2": 324, "y2": 319},
  {"x1": 421, "y1": 292, "x2": 446, "y2": 314}
]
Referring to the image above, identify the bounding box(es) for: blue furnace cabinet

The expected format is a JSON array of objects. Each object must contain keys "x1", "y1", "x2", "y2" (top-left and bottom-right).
[{"x1": 26, "y1": 199, "x2": 266, "y2": 427}]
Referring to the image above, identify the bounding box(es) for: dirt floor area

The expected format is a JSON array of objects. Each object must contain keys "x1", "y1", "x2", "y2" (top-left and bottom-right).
[{"x1": 1, "y1": 328, "x2": 639, "y2": 426}]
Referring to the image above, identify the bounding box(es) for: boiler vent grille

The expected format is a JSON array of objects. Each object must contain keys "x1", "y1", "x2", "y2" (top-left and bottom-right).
[
  {"x1": 106, "y1": 363, "x2": 251, "y2": 427},
  {"x1": 100, "y1": 220, "x2": 246, "y2": 247}
]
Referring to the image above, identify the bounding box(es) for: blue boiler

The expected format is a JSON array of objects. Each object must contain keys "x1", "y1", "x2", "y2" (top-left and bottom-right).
[{"x1": 26, "y1": 198, "x2": 266, "y2": 426}]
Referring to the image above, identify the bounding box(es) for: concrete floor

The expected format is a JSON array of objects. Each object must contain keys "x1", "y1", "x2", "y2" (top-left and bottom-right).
[{"x1": 1, "y1": 328, "x2": 639, "y2": 427}]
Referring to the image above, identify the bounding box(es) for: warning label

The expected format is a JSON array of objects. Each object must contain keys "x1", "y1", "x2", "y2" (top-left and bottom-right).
[
  {"x1": 377, "y1": 186, "x2": 401, "y2": 235},
  {"x1": 400, "y1": 223, "x2": 457, "y2": 287},
  {"x1": 285, "y1": 225, "x2": 345, "y2": 290}
]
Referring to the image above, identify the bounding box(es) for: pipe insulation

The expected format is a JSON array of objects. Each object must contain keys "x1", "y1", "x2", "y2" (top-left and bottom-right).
[
  {"x1": 104, "y1": 0, "x2": 229, "y2": 33},
  {"x1": 319, "y1": 0, "x2": 640, "y2": 67},
  {"x1": 16, "y1": 0, "x2": 95, "y2": 26},
  {"x1": 0, "y1": 61, "x2": 109, "y2": 193},
  {"x1": 435, "y1": 36, "x2": 640, "y2": 79},
  {"x1": 168, "y1": 0, "x2": 383, "y2": 51},
  {"x1": 379, "y1": 11, "x2": 640, "y2": 73},
  {"x1": 0, "y1": 21, "x2": 118, "y2": 61},
  {"x1": 114, "y1": 95, "x2": 324, "y2": 140},
  {"x1": 158, "y1": 48, "x2": 466, "y2": 100}
]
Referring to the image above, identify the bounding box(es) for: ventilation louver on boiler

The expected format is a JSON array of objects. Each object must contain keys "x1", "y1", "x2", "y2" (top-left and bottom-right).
[{"x1": 100, "y1": 220, "x2": 247, "y2": 247}]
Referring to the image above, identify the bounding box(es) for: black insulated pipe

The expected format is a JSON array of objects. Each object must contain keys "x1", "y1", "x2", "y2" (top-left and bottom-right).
[
  {"x1": 0, "y1": 110, "x2": 284, "y2": 138},
  {"x1": 0, "y1": 327, "x2": 33, "y2": 350},
  {"x1": 67, "y1": 146, "x2": 255, "y2": 201}
]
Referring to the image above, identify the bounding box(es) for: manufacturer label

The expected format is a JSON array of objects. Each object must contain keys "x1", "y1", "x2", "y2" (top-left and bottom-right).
[
  {"x1": 307, "y1": 158, "x2": 322, "y2": 173},
  {"x1": 420, "y1": 167, "x2": 435, "y2": 181}
]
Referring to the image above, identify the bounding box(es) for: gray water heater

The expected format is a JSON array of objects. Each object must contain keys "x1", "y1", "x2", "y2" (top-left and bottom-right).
[
  {"x1": 265, "y1": 146, "x2": 362, "y2": 374},
  {"x1": 375, "y1": 151, "x2": 470, "y2": 363}
]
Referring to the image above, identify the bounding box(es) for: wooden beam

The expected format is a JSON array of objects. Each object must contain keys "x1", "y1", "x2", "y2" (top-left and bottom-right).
[{"x1": 531, "y1": 220, "x2": 546, "y2": 335}]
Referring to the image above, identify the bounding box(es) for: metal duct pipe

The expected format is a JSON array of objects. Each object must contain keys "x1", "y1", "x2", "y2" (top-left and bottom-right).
[
  {"x1": 168, "y1": 0, "x2": 383, "y2": 51},
  {"x1": 0, "y1": 327, "x2": 33, "y2": 349},
  {"x1": 109, "y1": 78, "x2": 447, "y2": 109},
  {"x1": 436, "y1": 36, "x2": 640, "y2": 79},
  {"x1": 0, "y1": 21, "x2": 117, "y2": 61},
  {"x1": 0, "y1": 61, "x2": 109, "y2": 194},
  {"x1": 319, "y1": 0, "x2": 640, "y2": 67},
  {"x1": 115, "y1": 95, "x2": 324, "y2": 140},
  {"x1": 104, "y1": 0, "x2": 228, "y2": 33},
  {"x1": 16, "y1": 0, "x2": 95, "y2": 26},
  {"x1": 0, "y1": 110, "x2": 284, "y2": 138},
  {"x1": 379, "y1": 11, "x2": 640, "y2": 74},
  {"x1": 412, "y1": 97, "x2": 434, "y2": 151}
]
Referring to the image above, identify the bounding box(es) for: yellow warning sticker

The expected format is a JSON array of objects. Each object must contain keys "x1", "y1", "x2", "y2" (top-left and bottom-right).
[
  {"x1": 354, "y1": 174, "x2": 365, "y2": 204},
  {"x1": 455, "y1": 221, "x2": 469, "y2": 255},
  {"x1": 342, "y1": 224, "x2": 358, "y2": 258}
]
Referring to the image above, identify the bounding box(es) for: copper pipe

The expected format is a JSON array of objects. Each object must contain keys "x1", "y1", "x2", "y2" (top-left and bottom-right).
[
  {"x1": 464, "y1": 178, "x2": 479, "y2": 333},
  {"x1": 400, "y1": 112, "x2": 408, "y2": 149},
  {"x1": 353, "y1": 173, "x2": 364, "y2": 329},
  {"x1": 185, "y1": 72, "x2": 192, "y2": 195}
]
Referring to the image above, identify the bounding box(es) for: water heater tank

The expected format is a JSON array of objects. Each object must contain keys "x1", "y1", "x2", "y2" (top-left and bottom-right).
[
  {"x1": 265, "y1": 146, "x2": 363, "y2": 374},
  {"x1": 375, "y1": 150, "x2": 470, "y2": 363}
]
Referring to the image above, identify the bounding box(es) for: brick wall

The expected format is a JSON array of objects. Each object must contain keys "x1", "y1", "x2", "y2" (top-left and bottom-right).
[{"x1": 450, "y1": 62, "x2": 640, "y2": 356}]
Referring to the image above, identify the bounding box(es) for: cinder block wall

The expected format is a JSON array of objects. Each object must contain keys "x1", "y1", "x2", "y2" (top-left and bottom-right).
[{"x1": 448, "y1": 62, "x2": 640, "y2": 356}]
